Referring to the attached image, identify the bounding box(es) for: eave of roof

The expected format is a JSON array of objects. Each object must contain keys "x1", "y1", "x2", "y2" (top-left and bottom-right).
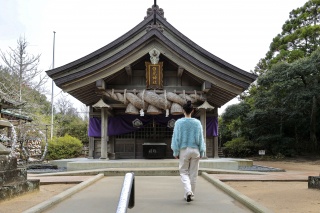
[
  {"x1": 53, "y1": 29, "x2": 251, "y2": 91},
  {"x1": 155, "y1": 15, "x2": 257, "y2": 80},
  {"x1": 46, "y1": 15, "x2": 155, "y2": 77},
  {"x1": 45, "y1": 4, "x2": 258, "y2": 108},
  {"x1": 1, "y1": 109, "x2": 33, "y2": 122},
  {"x1": 46, "y1": 12, "x2": 257, "y2": 83}
]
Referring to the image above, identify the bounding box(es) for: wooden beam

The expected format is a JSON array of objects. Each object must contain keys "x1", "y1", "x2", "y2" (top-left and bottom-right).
[
  {"x1": 177, "y1": 66, "x2": 184, "y2": 86},
  {"x1": 202, "y1": 81, "x2": 211, "y2": 92},
  {"x1": 125, "y1": 65, "x2": 132, "y2": 76},
  {"x1": 96, "y1": 79, "x2": 105, "y2": 90},
  {"x1": 177, "y1": 66, "x2": 184, "y2": 77},
  {"x1": 105, "y1": 89, "x2": 204, "y2": 95}
]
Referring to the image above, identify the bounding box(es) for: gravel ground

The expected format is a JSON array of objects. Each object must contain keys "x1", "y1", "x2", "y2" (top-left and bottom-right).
[
  {"x1": 239, "y1": 165, "x2": 285, "y2": 172},
  {"x1": 27, "y1": 168, "x2": 67, "y2": 174}
]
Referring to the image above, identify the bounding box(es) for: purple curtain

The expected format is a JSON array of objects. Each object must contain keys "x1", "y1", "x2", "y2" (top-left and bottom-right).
[
  {"x1": 206, "y1": 117, "x2": 218, "y2": 137},
  {"x1": 88, "y1": 115, "x2": 218, "y2": 137},
  {"x1": 108, "y1": 115, "x2": 152, "y2": 136},
  {"x1": 88, "y1": 117, "x2": 101, "y2": 137}
]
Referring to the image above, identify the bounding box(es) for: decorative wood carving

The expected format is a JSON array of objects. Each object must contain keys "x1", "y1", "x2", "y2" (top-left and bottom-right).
[
  {"x1": 144, "y1": 4, "x2": 165, "y2": 19},
  {"x1": 146, "y1": 23, "x2": 164, "y2": 32}
]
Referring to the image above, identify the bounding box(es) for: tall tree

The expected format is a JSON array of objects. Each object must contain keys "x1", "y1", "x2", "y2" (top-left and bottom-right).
[
  {"x1": 255, "y1": 0, "x2": 320, "y2": 74},
  {"x1": 0, "y1": 36, "x2": 48, "y2": 104},
  {"x1": 221, "y1": 1, "x2": 320, "y2": 156},
  {"x1": 247, "y1": 49, "x2": 320, "y2": 154}
]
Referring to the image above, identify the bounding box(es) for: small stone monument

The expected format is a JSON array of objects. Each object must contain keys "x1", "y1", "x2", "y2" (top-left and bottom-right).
[
  {"x1": 0, "y1": 143, "x2": 40, "y2": 201},
  {"x1": 308, "y1": 175, "x2": 320, "y2": 190}
]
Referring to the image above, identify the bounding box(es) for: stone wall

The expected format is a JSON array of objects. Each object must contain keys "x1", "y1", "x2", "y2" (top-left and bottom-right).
[{"x1": 0, "y1": 154, "x2": 40, "y2": 201}]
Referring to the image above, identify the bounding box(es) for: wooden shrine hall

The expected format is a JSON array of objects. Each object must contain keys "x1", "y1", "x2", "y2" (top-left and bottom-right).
[{"x1": 46, "y1": 2, "x2": 257, "y2": 160}]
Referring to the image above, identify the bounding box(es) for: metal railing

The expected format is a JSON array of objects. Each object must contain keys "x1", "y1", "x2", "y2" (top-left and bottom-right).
[{"x1": 116, "y1": 172, "x2": 135, "y2": 213}]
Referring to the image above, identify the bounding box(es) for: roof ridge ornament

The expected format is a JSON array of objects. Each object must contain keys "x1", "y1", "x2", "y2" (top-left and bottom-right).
[
  {"x1": 145, "y1": 1, "x2": 165, "y2": 32},
  {"x1": 144, "y1": 1, "x2": 165, "y2": 20}
]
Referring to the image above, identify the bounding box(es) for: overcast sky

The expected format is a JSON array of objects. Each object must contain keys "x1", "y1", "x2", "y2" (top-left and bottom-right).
[{"x1": 0, "y1": 0, "x2": 308, "y2": 113}]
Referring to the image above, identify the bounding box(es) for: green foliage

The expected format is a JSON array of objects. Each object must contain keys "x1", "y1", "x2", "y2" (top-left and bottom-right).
[
  {"x1": 255, "y1": 134, "x2": 297, "y2": 157},
  {"x1": 223, "y1": 137, "x2": 258, "y2": 158},
  {"x1": 237, "y1": 0, "x2": 320, "y2": 157},
  {"x1": 256, "y1": 49, "x2": 320, "y2": 150},
  {"x1": 255, "y1": 0, "x2": 320, "y2": 74},
  {"x1": 219, "y1": 102, "x2": 251, "y2": 145},
  {"x1": 54, "y1": 100, "x2": 89, "y2": 145},
  {"x1": 222, "y1": 48, "x2": 320, "y2": 157},
  {"x1": 56, "y1": 115, "x2": 89, "y2": 144},
  {"x1": 47, "y1": 134, "x2": 83, "y2": 160}
]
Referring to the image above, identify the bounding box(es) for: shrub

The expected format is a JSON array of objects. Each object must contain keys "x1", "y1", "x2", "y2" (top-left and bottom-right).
[
  {"x1": 223, "y1": 137, "x2": 257, "y2": 158},
  {"x1": 47, "y1": 134, "x2": 83, "y2": 160}
]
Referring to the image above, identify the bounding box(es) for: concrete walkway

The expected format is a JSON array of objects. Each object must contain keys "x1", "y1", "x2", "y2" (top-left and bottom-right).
[
  {"x1": 27, "y1": 157, "x2": 320, "y2": 213},
  {"x1": 41, "y1": 176, "x2": 253, "y2": 213},
  {"x1": 24, "y1": 163, "x2": 318, "y2": 213}
]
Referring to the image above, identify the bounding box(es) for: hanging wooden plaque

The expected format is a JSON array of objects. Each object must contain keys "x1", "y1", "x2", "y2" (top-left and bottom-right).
[{"x1": 145, "y1": 62, "x2": 163, "y2": 89}]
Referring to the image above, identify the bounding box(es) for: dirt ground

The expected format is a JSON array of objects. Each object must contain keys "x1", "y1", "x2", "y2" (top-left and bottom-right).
[
  {"x1": 0, "y1": 159, "x2": 319, "y2": 213},
  {"x1": 0, "y1": 184, "x2": 76, "y2": 213},
  {"x1": 226, "y1": 159, "x2": 320, "y2": 213}
]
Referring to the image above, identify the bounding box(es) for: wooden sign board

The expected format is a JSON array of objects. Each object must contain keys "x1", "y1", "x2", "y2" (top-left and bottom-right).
[{"x1": 145, "y1": 62, "x2": 163, "y2": 89}]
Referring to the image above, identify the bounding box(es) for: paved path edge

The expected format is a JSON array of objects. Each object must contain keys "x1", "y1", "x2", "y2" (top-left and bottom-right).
[
  {"x1": 201, "y1": 172, "x2": 274, "y2": 213},
  {"x1": 22, "y1": 173, "x2": 105, "y2": 213}
]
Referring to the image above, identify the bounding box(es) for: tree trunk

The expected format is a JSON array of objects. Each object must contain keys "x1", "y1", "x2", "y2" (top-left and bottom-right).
[{"x1": 310, "y1": 95, "x2": 318, "y2": 150}]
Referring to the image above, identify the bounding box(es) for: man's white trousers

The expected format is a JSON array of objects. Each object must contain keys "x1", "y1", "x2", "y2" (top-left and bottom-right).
[{"x1": 179, "y1": 147, "x2": 200, "y2": 197}]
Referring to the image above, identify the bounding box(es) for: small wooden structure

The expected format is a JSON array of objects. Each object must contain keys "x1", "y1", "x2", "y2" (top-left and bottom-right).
[
  {"x1": 46, "y1": 3, "x2": 257, "y2": 159},
  {"x1": 0, "y1": 90, "x2": 32, "y2": 158}
]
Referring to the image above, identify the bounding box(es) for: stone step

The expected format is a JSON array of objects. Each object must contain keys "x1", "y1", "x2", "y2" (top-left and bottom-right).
[
  {"x1": 0, "y1": 179, "x2": 40, "y2": 201},
  {"x1": 49, "y1": 158, "x2": 253, "y2": 171}
]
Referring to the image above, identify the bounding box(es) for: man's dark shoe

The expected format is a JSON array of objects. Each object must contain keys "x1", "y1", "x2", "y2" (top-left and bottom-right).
[{"x1": 186, "y1": 192, "x2": 192, "y2": 202}]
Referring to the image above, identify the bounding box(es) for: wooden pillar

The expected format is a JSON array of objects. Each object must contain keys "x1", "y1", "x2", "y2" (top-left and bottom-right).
[
  {"x1": 88, "y1": 106, "x2": 94, "y2": 159},
  {"x1": 213, "y1": 107, "x2": 219, "y2": 158},
  {"x1": 100, "y1": 108, "x2": 109, "y2": 160},
  {"x1": 88, "y1": 137, "x2": 94, "y2": 159},
  {"x1": 199, "y1": 108, "x2": 207, "y2": 158}
]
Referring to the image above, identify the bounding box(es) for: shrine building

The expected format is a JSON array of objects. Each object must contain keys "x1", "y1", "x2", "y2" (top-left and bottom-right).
[{"x1": 46, "y1": 2, "x2": 257, "y2": 160}]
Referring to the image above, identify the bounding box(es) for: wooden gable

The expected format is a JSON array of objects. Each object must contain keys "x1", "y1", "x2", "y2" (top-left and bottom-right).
[{"x1": 46, "y1": 3, "x2": 257, "y2": 109}]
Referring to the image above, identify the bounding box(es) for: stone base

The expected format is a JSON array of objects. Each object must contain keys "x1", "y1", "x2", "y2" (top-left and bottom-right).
[
  {"x1": 308, "y1": 176, "x2": 320, "y2": 189},
  {"x1": 108, "y1": 152, "x2": 116, "y2": 160},
  {"x1": 49, "y1": 158, "x2": 251, "y2": 171},
  {"x1": 0, "y1": 179, "x2": 40, "y2": 201}
]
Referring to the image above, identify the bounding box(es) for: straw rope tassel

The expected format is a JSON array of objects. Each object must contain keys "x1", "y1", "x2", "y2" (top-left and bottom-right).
[
  {"x1": 165, "y1": 90, "x2": 169, "y2": 117},
  {"x1": 140, "y1": 90, "x2": 145, "y2": 116},
  {"x1": 123, "y1": 89, "x2": 127, "y2": 104}
]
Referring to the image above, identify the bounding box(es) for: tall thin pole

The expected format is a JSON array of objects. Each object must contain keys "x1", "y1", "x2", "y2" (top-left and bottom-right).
[{"x1": 50, "y1": 31, "x2": 56, "y2": 140}]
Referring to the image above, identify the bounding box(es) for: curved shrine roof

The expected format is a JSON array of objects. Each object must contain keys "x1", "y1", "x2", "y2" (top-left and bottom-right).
[{"x1": 46, "y1": 4, "x2": 257, "y2": 108}]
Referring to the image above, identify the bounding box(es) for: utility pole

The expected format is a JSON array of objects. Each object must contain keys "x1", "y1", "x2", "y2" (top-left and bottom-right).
[{"x1": 50, "y1": 31, "x2": 56, "y2": 140}]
